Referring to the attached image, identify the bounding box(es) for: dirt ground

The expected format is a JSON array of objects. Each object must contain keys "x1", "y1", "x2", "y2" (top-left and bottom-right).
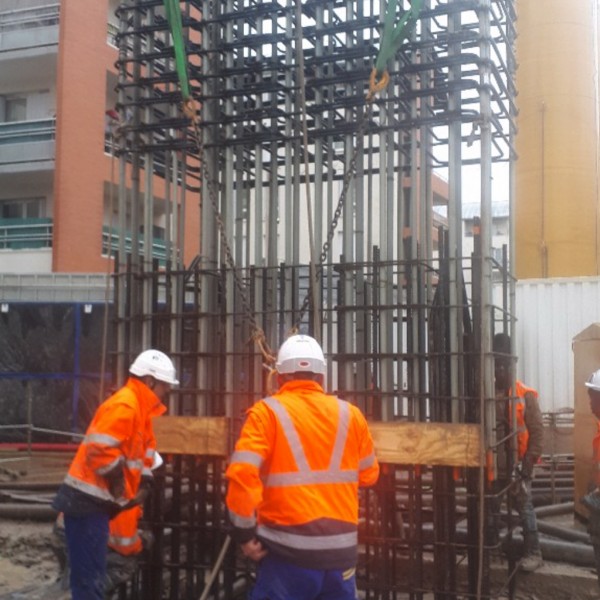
[
  {"x1": 0, "y1": 517, "x2": 598, "y2": 600},
  {"x1": 0, "y1": 519, "x2": 61, "y2": 598}
]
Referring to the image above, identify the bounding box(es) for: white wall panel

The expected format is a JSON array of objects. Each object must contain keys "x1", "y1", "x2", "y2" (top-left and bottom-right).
[{"x1": 512, "y1": 277, "x2": 600, "y2": 412}]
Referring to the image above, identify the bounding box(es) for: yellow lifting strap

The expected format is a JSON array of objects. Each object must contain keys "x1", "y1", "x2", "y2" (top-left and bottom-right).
[{"x1": 367, "y1": 0, "x2": 423, "y2": 102}]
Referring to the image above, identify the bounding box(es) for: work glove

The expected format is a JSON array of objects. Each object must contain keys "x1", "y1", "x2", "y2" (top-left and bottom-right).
[
  {"x1": 140, "y1": 530, "x2": 155, "y2": 551},
  {"x1": 104, "y1": 465, "x2": 125, "y2": 499},
  {"x1": 517, "y1": 455, "x2": 535, "y2": 480},
  {"x1": 122, "y1": 475, "x2": 153, "y2": 510}
]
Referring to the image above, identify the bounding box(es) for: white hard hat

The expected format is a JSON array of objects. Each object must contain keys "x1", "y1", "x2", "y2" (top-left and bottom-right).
[
  {"x1": 130, "y1": 349, "x2": 179, "y2": 385},
  {"x1": 586, "y1": 369, "x2": 600, "y2": 392},
  {"x1": 275, "y1": 334, "x2": 326, "y2": 375}
]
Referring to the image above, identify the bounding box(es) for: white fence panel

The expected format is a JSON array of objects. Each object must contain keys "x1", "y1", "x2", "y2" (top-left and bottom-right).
[{"x1": 513, "y1": 277, "x2": 600, "y2": 412}]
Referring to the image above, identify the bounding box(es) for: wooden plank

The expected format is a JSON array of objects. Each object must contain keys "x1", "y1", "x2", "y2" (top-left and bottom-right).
[
  {"x1": 152, "y1": 417, "x2": 482, "y2": 465},
  {"x1": 153, "y1": 416, "x2": 229, "y2": 456},
  {"x1": 370, "y1": 421, "x2": 483, "y2": 467}
]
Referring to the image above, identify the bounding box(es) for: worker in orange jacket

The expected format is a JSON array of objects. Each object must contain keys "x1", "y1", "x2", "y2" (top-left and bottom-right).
[
  {"x1": 226, "y1": 334, "x2": 380, "y2": 600},
  {"x1": 52, "y1": 349, "x2": 178, "y2": 600},
  {"x1": 52, "y1": 449, "x2": 163, "y2": 597},
  {"x1": 107, "y1": 444, "x2": 162, "y2": 557},
  {"x1": 493, "y1": 333, "x2": 544, "y2": 572}
]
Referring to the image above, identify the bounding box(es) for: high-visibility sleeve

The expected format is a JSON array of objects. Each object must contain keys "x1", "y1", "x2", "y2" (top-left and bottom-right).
[
  {"x1": 84, "y1": 402, "x2": 137, "y2": 476},
  {"x1": 226, "y1": 408, "x2": 273, "y2": 541},
  {"x1": 351, "y1": 405, "x2": 380, "y2": 488}
]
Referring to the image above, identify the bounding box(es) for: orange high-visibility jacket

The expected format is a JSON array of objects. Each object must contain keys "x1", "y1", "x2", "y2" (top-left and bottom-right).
[
  {"x1": 63, "y1": 378, "x2": 166, "y2": 506},
  {"x1": 225, "y1": 379, "x2": 380, "y2": 570},
  {"x1": 107, "y1": 431, "x2": 159, "y2": 555},
  {"x1": 512, "y1": 381, "x2": 537, "y2": 459},
  {"x1": 108, "y1": 505, "x2": 144, "y2": 555}
]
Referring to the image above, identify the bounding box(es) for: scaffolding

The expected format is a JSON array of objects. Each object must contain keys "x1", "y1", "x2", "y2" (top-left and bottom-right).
[{"x1": 111, "y1": 0, "x2": 519, "y2": 597}]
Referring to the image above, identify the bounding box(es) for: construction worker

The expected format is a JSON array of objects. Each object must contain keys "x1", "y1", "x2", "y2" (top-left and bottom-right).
[
  {"x1": 493, "y1": 332, "x2": 544, "y2": 572},
  {"x1": 52, "y1": 450, "x2": 163, "y2": 597},
  {"x1": 582, "y1": 369, "x2": 600, "y2": 585},
  {"x1": 226, "y1": 334, "x2": 380, "y2": 600},
  {"x1": 51, "y1": 349, "x2": 178, "y2": 600}
]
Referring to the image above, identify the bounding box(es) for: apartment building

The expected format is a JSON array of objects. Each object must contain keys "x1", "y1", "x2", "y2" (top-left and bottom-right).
[{"x1": 0, "y1": 0, "x2": 200, "y2": 274}]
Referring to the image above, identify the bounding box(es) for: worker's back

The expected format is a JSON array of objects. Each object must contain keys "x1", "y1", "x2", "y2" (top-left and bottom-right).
[{"x1": 227, "y1": 377, "x2": 379, "y2": 570}]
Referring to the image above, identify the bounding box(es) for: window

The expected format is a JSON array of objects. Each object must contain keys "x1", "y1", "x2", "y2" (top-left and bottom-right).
[
  {"x1": 5, "y1": 97, "x2": 27, "y2": 122},
  {"x1": 492, "y1": 246, "x2": 507, "y2": 264},
  {"x1": 0, "y1": 198, "x2": 44, "y2": 219}
]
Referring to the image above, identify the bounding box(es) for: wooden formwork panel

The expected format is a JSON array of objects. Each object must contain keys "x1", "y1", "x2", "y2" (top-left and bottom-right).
[
  {"x1": 370, "y1": 421, "x2": 483, "y2": 467},
  {"x1": 154, "y1": 416, "x2": 483, "y2": 467},
  {"x1": 153, "y1": 416, "x2": 229, "y2": 456}
]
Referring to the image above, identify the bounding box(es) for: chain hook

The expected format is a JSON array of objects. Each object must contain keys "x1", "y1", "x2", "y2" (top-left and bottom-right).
[{"x1": 366, "y1": 68, "x2": 390, "y2": 103}]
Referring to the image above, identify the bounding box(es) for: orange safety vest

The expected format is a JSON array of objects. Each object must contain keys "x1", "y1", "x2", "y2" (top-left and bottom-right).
[
  {"x1": 225, "y1": 379, "x2": 380, "y2": 570},
  {"x1": 63, "y1": 378, "x2": 166, "y2": 506},
  {"x1": 512, "y1": 381, "x2": 537, "y2": 460}
]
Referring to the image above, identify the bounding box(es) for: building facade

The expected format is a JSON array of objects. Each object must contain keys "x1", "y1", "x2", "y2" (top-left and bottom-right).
[{"x1": 0, "y1": 0, "x2": 200, "y2": 274}]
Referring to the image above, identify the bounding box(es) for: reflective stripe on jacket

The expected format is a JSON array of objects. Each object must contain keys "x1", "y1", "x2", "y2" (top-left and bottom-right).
[
  {"x1": 225, "y1": 379, "x2": 379, "y2": 570},
  {"x1": 64, "y1": 378, "x2": 166, "y2": 506},
  {"x1": 512, "y1": 381, "x2": 537, "y2": 460},
  {"x1": 108, "y1": 505, "x2": 143, "y2": 555},
  {"x1": 107, "y1": 422, "x2": 159, "y2": 555}
]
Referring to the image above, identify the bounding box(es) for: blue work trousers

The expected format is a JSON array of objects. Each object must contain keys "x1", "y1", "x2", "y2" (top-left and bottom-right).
[
  {"x1": 64, "y1": 512, "x2": 110, "y2": 600},
  {"x1": 514, "y1": 478, "x2": 540, "y2": 554},
  {"x1": 250, "y1": 554, "x2": 357, "y2": 600}
]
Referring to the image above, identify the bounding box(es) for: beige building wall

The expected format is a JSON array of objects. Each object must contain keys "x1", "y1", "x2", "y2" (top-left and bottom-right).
[{"x1": 515, "y1": 0, "x2": 599, "y2": 279}]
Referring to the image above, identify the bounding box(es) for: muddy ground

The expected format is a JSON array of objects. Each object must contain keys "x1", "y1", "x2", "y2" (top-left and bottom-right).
[
  {"x1": 0, "y1": 517, "x2": 598, "y2": 599},
  {"x1": 0, "y1": 519, "x2": 60, "y2": 597}
]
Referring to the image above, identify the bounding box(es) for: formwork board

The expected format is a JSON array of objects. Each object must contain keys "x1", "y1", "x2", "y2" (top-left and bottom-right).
[
  {"x1": 370, "y1": 421, "x2": 483, "y2": 467},
  {"x1": 154, "y1": 416, "x2": 229, "y2": 456}
]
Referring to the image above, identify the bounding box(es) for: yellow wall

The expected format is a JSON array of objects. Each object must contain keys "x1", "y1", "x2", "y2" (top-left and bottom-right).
[{"x1": 515, "y1": 0, "x2": 599, "y2": 278}]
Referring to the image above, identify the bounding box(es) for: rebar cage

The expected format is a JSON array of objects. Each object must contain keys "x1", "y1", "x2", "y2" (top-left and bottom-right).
[{"x1": 111, "y1": 0, "x2": 519, "y2": 597}]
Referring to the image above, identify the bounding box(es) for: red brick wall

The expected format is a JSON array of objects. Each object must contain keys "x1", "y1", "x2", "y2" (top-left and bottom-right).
[
  {"x1": 53, "y1": 0, "x2": 108, "y2": 272},
  {"x1": 53, "y1": 1, "x2": 201, "y2": 271}
]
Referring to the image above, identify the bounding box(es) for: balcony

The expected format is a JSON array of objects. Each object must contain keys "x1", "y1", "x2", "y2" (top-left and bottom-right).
[
  {"x1": 107, "y1": 21, "x2": 118, "y2": 47},
  {"x1": 0, "y1": 272, "x2": 111, "y2": 302},
  {"x1": 102, "y1": 226, "x2": 168, "y2": 265},
  {"x1": 0, "y1": 3, "x2": 59, "y2": 54},
  {"x1": 0, "y1": 118, "x2": 56, "y2": 172},
  {"x1": 0, "y1": 217, "x2": 52, "y2": 250}
]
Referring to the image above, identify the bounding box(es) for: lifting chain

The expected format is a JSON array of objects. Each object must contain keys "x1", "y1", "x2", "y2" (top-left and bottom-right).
[
  {"x1": 185, "y1": 105, "x2": 277, "y2": 372},
  {"x1": 162, "y1": 0, "x2": 405, "y2": 367},
  {"x1": 174, "y1": 3, "x2": 394, "y2": 366},
  {"x1": 293, "y1": 102, "x2": 375, "y2": 329}
]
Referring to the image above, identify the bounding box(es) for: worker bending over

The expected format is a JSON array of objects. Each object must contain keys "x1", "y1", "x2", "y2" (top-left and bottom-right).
[
  {"x1": 52, "y1": 451, "x2": 163, "y2": 596},
  {"x1": 493, "y1": 333, "x2": 544, "y2": 572},
  {"x1": 52, "y1": 349, "x2": 177, "y2": 600},
  {"x1": 226, "y1": 334, "x2": 380, "y2": 600}
]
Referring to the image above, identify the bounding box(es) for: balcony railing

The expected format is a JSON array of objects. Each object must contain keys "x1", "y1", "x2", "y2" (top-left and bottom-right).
[
  {"x1": 107, "y1": 22, "x2": 118, "y2": 47},
  {"x1": 0, "y1": 118, "x2": 56, "y2": 146},
  {"x1": 0, "y1": 3, "x2": 59, "y2": 32},
  {"x1": 102, "y1": 227, "x2": 168, "y2": 264},
  {"x1": 0, "y1": 218, "x2": 53, "y2": 250}
]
